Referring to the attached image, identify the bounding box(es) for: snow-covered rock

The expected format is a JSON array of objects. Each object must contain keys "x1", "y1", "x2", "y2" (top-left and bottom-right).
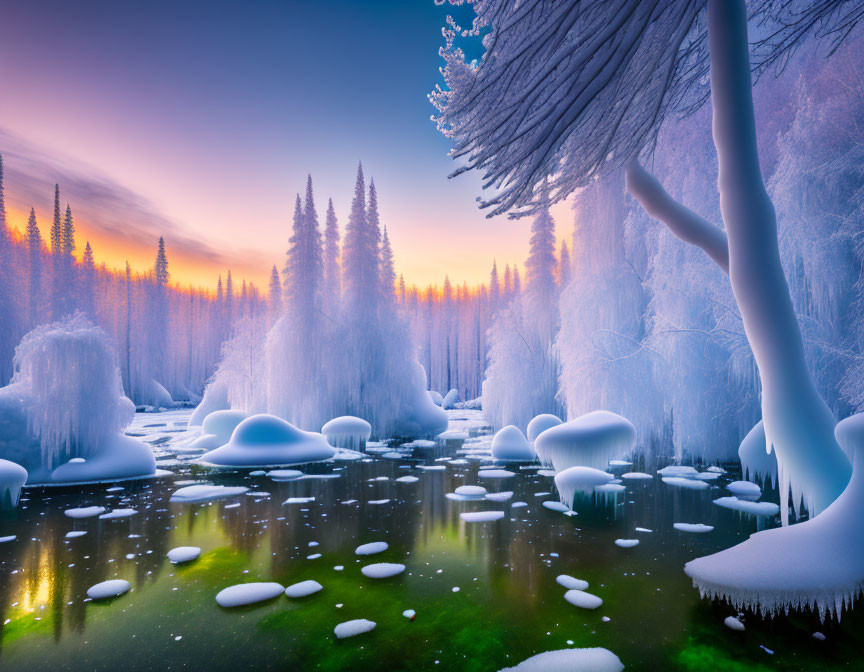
[
  {"x1": 198, "y1": 414, "x2": 335, "y2": 467},
  {"x1": 322, "y1": 416, "x2": 372, "y2": 451},
  {"x1": 0, "y1": 459, "x2": 27, "y2": 509},
  {"x1": 554, "y1": 466, "x2": 613, "y2": 508},
  {"x1": 526, "y1": 413, "x2": 563, "y2": 443},
  {"x1": 491, "y1": 425, "x2": 535, "y2": 461},
  {"x1": 215, "y1": 582, "x2": 284, "y2": 607},
  {"x1": 534, "y1": 411, "x2": 636, "y2": 471}
]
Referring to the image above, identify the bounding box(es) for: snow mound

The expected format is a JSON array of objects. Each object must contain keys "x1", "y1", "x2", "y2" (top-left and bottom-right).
[
  {"x1": 442, "y1": 388, "x2": 459, "y2": 409},
  {"x1": 685, "y1": 412, "x2": 864, "y2": 620},
  {"x1": 491, "y1": 425, "x2": 535, "y2": 461},
  {"x1": 168, "y1": 546, "x2": 201, "y2": 563},
  {"x1": 87, "y1": 579, "x2": 130, "y2": 600},
  {"x1": 614, "y1": 539, "x2": 639, "y2": 548},
  {"x1": 0, "y1": 459, "x2": 27, "y2": 509},
  {"x1": 554, "y1": 466, "x2": 613, "y2": 508},
  {"x1": 355, "y1": 542, "x2": 389, "y2": 556},
  {"x1": 739, "y1": 420, "x2": 777, "y2": 489},
  {"x1": 334, "y1": 619, "x2": 376, "y2": 639},
  {"x1": 284, "y1": 580, "x2": 323, "y2": 598},
  {"x1": 564, "y1": 589, "x2": 603, "y2": 609},
  {"x1": 485, "y1": 491, "x2": 513, "y2": 502},
  {"x1": 190, "y1": 380, "x2": 230, "y2": 426},
  {"x1": 192, "y1": 409, "x2": 249, "y2": 450},
  {"x1": 674, "y1": 523, "x2": 714, "y2": 533},
  {"x1": 657, "y1": 465, "x2": 699, "y2": 477},
  {"x1": 534, "y1": 411, "x2": 636, "y2": 471},
  {"x1": 557, "y1": 575, "x2": 589, "y2": 591},
  {"x1": 497, "y1": 648, "x2": 623, "y2": 672},
  {"x1": 198, "y1": 414, "x2": 335, "y2": 467},
  {"x1": 170, "y1": 484, "x2": 248, "y2": 503},
  {"x1": 461, "y1": 511, "x2": 505, "y2": 522},
  {"x1": 361, "y1": 563, "x2": 406, "y2": 578},
  {"x1": 727, "y1": 480, "x2": 761, "y2": 498},
  {"x1": 527, "y1": 413, "x2": 563, "y2": 443},
  {"x1": 322, "y1": 416, "x2": 372, "y2": 451},
  {"x1": 216, "y1": 582, "x2": 284, "y2": 607}
]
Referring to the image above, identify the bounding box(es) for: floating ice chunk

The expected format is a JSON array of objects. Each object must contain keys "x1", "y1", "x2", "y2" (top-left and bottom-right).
[
  {"x1": 355, "y1": 542, "x2": 389, "y2": 556},
  {"x1": 283, "y1": 496, "x2": 315, "y2": 505},
  {"x1": 368, "y1": 499, "x2": 390, "y2": 505},
  {"x1": 535, "y1": 411, "x2": 636, "y2": 471},
  {"x1": 395, "y1": 475, "x2": 420, "y2": 483},
  {"x1": 662, "y1": 477, "x2": 709, "y2": 490},
  {"x1": 402, "y1": 609, "x2": 416, "y2": 619},
  {"x1": 564, "y1": 589, "x2": 603, "y2": 609},
  {"x1": 267, "y1": 469, "x2": 303, "y2": 481},
  {"x1": 198, "y1": 415, "x2": 335, "y2": 467},
  {"x1": 0, "y1": 535, "x2": 16, "y2": 543},
  {"x1": 724, "y1": 616, "x2": 745, "y2": 631},
  {"x1": 477, "y1": 469, "x2": 515, "y2": 479},
  {"x1": 485, "y1": 491, "x2": 513, "y2": 502},
  {"x1": 813, "y1": 632, "x2": 826, "y2": 641},
  {"x1": 707, "y1": 466, "x2": 726, "y2": 473},
  {"x1": 657, "y1": 465, "x2": 699, "y2": 477},
  {"x1": 65, "y1": 531, "x2": 87, "y2": 539},
  {"x1": 497, "y1": 648, "x2": 623, "y2": 672},
  {"x1": 284, "y1": 580, "x2": 323, "y2": 598},
  {"x1": 511, "y1": 502, "x2": 527, "y2": 508},
  {"x1": 614, "y1": 539, "x2": 639, "y2": 548},
  {"x1": 322, "y1": 416, "x2": 371, "y2": 451},
  {"x1": 674, "y1": 523, "x2": 714, "y2": 534},
  {"x1": 441, "y1": 388, "x2": 459, "y2": 409},
  {"x1": 460, "y1": 511, "x2": 505, "y2": 522},
  {"x1": 382, "y1": 452, "x2": 406, "y2": 460},
  {"x1": 334, "y1": 619, "x2": 376, "y2": 639},
  {"x1": 609, "y1": 460, "x2": 632, "y2": 466},
  {"x1": 595, "y1": 483, "x2": 625, "y2": 494},
  {"x1": 727, "y1": 481, "x2": 761, "y2": 498},
  {"x1": 361, "y1": 563, "x2": 405, "y2": 578},
  {"x1": 543, "y1": 501, "x2": 569, "y2": 512},
  {"x1": 87, "y1": 579, "x2": 131, "y2": 600},
  {"x1": 738, "y1": 420, "x2": 777, "y2": 489},
  {"x1": 418, "y1": 464, "x2": 446, "y2": 471},
  {"x1": 554, "y1": 467, "x2": 613, "y2": 508},
  {"x1": 0, "y1": 459, "x2": 27, "y2": 509},
  {"x1": 168, "y1": 546, "x2": 201, "y2": 564},
  {"x1": 712, "y1": 497, "x2": 779, "y2": 517},
  {"x1": 216, "y1": 582, "x2": 284, "y2": 607},
  {"x1": 635, "y1": 527, "x2": 653, "y2": 533},
  {"x1": 170, "y1": 485, "x2": 248, "y2": 503},
  {"x1": 622, "y1": 472, "x2": 653, "y2": 480},
  {"x1": 491, "y1": 425, "x2": 535, "y2": 461},
  {"x1": 65, "y1": 506, "x2": 107, "y2": 518},
  {"x1": 527, "y1": 414, "x2": 563, "y2": 443},
  {"x1": 99, "y1": 508, "x2": 137, "y2": 519},
  {"x1": 454, "y1": 485, "x2": 486, "y2": 499},
  {"x1": 556, "y1": 575, "x2": 589, "y2": 591},
  {"x1": 691, "y1": 472, "x2": 722, "y2": 481}
]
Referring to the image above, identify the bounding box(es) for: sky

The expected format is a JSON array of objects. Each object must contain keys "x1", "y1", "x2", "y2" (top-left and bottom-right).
[{"x1": 0, "y1": 0, "x2": 571, "y2": 290}]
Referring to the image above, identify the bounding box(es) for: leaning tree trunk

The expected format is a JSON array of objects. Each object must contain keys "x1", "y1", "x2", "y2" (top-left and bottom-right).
[{"x1": 629, "y1": 0, "x2": 851, "y2": 524}]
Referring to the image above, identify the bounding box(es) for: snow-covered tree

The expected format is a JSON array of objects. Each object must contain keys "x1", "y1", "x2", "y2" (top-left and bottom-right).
[
  {"x1": 25, "y1": 208, "x2": 44, "y2": 329},
  {"x1": 268, "y1": 265, "x2": 282, "y2": 324},
  {"x1": 323, "y1": 197, "x2": 341, "y2": 312},
  {"x1": 558, "y1": 240, "x2": 571, "y2": 289}
]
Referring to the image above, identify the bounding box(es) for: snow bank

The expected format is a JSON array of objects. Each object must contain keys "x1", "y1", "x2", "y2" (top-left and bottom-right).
[
  {"x1": 738, "y1": 420, "x2": 777, "y2": 489},
  {"x1": 0, "y1": 459, "x2": 27, "y2": 509},
  {"x1": 491, "y1": 425, "x2": 535, "y2": 461},
  {"x1": 534, "y1": 411, "x2": 636, "y2": 472},
  {"x1": 198, "y1": 414, "x2": 335, "y2": 467},
  {"x1": 498, "y1": 648, "x2": 623, "y2": 672},
  {"x1": 322, "y1": 416, "x2": 371, "y2": 451},
  {"x1": 684, "y1": 412, "x2": 864, "y2": 619},
  {"x1": 526, "y1": 413, "x2": 563, "y2": 443},
  {"x1": 554, "y1": 466, "x2": 613, "y2": 508},
  {"x1": 216, "y1": 582, "x2": 284, "y2": 607},
  {"x1": 190, "y1": 380, "x2": 230, "y2": 426},
  {"x1": 0, "y1": 316, "x2": 156, "y2": 485}
]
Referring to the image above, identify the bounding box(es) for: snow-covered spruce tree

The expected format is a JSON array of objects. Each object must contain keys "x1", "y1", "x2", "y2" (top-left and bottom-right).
[
  {"x1": 323, "y1": 197, "x2": 341, "y2": 312},
  {"x1": 25, "y1": 208, "x2": 44, "y2": 329},
  {"x1": 558, "y1": 240, "x2": 571, "y2": 290},
  {"x1": 267, "y1": 265, "x2": 282, "y2": 325},
  {"x1": 49, "y1": 185, "x2": 65, "y2": 319},
  {"x1": 433, "y1": 0, "x2": 863, "y2": 614},
  {"x1": 80, "y1": 241, "x2": 96, "y2": 317},
  {"x1": 0, "y1": 153, "x2": 22, "y2": 385}
]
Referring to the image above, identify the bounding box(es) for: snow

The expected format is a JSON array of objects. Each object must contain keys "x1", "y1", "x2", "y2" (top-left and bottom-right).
[
  {"x1": 284, "y1": 580, "x2": 323, "y2": 598},
  {"x1": 99, "y1": 508, "x2": 137, "y2": 519},
  {"x1": 621, "y1": 472, "x2": 653, "y2": 480},
  {"x1": 355, "y1": 542, "x2": 389, "y2": 555},
  {"x1": 564, "y1": 589, "x2": 603, "y2": 609},
  {"x1": 395, "y1": 475, "x2": 419, "y2": 483},
  {"x1": 284, "y1": 496, "x2": 315, "y2": 505},
  {"x1": 738, "y1": 420, "x2": 777, "y2": 488},
  {"x1": 65, "y1": 531, "x2": 87, "y2": 539},
  {"x1": 361, "y1": 563, "x2": 406, "y2": 578},
  {"x1": 491, "y1": 425, "x2": 535, "y2": 461},
  {"x1": 198, "y1": 414, "x2": 335, "y2": 467},
  {"x1": 614, "y1": 539, "x2": 639, "y2": 548},
  {"x1": 556, "y1": 575, "x2": 589, "y2": 590},
  {"x1": 711, "y1": 496, "x2": 780, "y2": 517},
  {"x1": 727, "y1": 480, "x2": 761, "y2": 498},
  {"x1": 534, "y1": 411, "x2": 636, "y2": 471},
  {"x1": 192, "y1": 409, "x2": 249, "y2": 450},
  {"x1": 460, "y1": 511, "x2": 505, "y2": 522},
  {"x1": 267, "y1": 469, "x2": 303, "y2": 481},
  {"x1": 662, "y1": 477, "x2": 710, "y2": 490},
  {"x1": 87, "y1": 579, "x2": 131, "y2": 600},
  {"x1": 334, "y1": 619, "x2": 376, "y2": 639},
  {"x1": 0, "y1": 459, "x2": 27, "y2": 508},
  {"x1": 543, "y1": 501, "x2": 569, "y2": 512},
  {"x1": 215, "y1": 582, "x2": 285, "y2": 607},
  {"x1": 428, "y1": 390, "x2": 444, "y2": 406},
  {"x1": 322, "y1": 415, "x2": 372, "y2": 451},
  {"x1": 674, "y1": 523, "x2": 714, "y2": 533},
  {"x1": 485, "y1": 491, "x2": 513, "y2": 502},
  {"x1": 454, "y1": 485, "x2": 487, "y2": 499},
  {"x1": 477, "y1": 469, "x2": 516, "y2": 479},
  {"x1": 657, "y1": 466, "x2": 699, "y2": 477},
  {"x1": 189, "y1": 381, "x2": 230, "y2": 426},
  {"x1": 724, "y1": 616, "x2": 745, "y2": 631},
  {"x1": 526, "y1": 413, "x2": 563, "y2": 443},
  {"x1": 554, "y1": 466, "x2": 614, "y2": 508},
  {"x1": 497, "y1": 648, "x2": 623, "y2": 672},
  {"x1": 168, "y1": 546, "x2": 201, "y2": 563},
  {"x1": 170, "y1": 484, "x2": 249, "y2": 503},
  {"x1": 441, "y1": 388, "x2": 459, "y2": 409},
  {"x1": 65, "y1": 506, "x2": 106, "y2": 518},
  {"x1": 402, "y1": 609, "x2": 416, "y2": 619}
]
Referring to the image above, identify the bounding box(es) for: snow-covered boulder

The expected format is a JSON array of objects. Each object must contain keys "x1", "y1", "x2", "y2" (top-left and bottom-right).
[
  {"x1": 554, "y1": 466, "x2": 614, "y2": 508},
  {"x1": 441, "y1": 388, "x2": 459, "y2": 409},
  {"x1": 491, "y1": 425, "x2": 535, "y2": 461},
  {"x1": 0, "y1": 316, "x2": 157, "y2": 485},
  {"x1": 535, "y1": 411, "x2": 636, "y2": 471},
  {"x1": 322, "y1": 416, "x2": 372, "y2": 451},
  {"x1": 738, "y1": 420, "x2": 777, "y2": 489},
  {"x1": 428, "y1": 390, "x2": 444, "y2": 406},
  {"x1": 0, "y1": 459, "x2": 27, "y2": 509},
  {"x1": 198, "y1": 414, "x2": 335, "y2": 467},
  {"x1": 527, "y1": 413, "x2": 563, "y2": 443},
  {"x1": 189, "y1": 380, "x2": 230, "y2": 426}
]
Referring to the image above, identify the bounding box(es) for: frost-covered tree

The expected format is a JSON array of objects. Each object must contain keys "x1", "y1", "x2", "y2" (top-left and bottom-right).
[
  {"x1": 49, "y1": 185, "x2": 66, "y2": 319},
  {"x1": 489, "y1": 260, "x2": 500, "y2": 312},
  {"x1": 80, "y1": 241, "x2": 96, "y2": 317},
  {"x1": 558, "y1": 240, "x2": 571, "y2": 289},
  {"x1": 25, "y1": 208, "x2": 44, "y2": 329},
  {"x1": 0, "y1": 153, "x2": 20, "y2": 384},
  {"x1": 267, "y1": 265, "x2": 282, "y2": 324},
  {"x1": 323, "y1": 197, "x2": 341, "y2": 311},
  {"x1": 380, "y1": 225, "x2": 396, "y2": 306}
]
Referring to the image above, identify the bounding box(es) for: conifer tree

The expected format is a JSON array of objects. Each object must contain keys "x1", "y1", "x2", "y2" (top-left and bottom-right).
[
  {"x1": 26, "y1": 208, "x2": 43, "y2": 327},
  {"x1": 323, "y1": 197, "x2": 341, "y2": 308},
  {"x1": 558, "y1": 239, "x2": 572, "y2": 289},
  {"x1": 81, "y1": 241, "x2": 96, "y2": 316},
  {"x1": 268, "y1": 265, "x2": 282, "y2": 323},
  {"x1": 380, "y1": 225, "x2": 396, "y2": 306}
]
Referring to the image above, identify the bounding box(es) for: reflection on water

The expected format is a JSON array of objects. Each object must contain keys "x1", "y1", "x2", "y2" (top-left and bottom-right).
[{"x1": 0, "y1": 411, "x2": 862, "y2": 671}]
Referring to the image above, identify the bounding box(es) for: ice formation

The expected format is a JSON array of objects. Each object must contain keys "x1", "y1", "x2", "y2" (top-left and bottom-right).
[
  {"x1": 0, "y1": 316, "x2": 156, "y2": 485},
  {"x1": 168, "y1": 546, "x2": 201, "y2": 563},
  {"x1": 497, "y1": 648, "x2": 623, "y2": 672},
  {"x1": 360, "y1": 563, "x2": 406, "y2": 578},
  {"x1": 621, "y1": 472, "x2": 653, "y2": 480},
  {"x1": 453, "y1": 485, "x2": 487, "y2": 500},
  {"x1": 189, "y1": 380, "x2": 230, "y2": 426},
  {"x1": 428, "y1": 390, "x2": 444, "y2": 406},
  {"x1": 334, "y1": 619, "x2": 376, "y2": 639},
  {"x1": 534, "y1": 411, "x2": 636, "y2": 472},
  {"x1": 192, "y1": 410, "x2": 249, "y2": 450},
  {"x1": 441, "y1": 388, "x2": 459, "y2": 409},
  {"x1": 460, "y1": 511, "x2": 505, "y2": 522},
  {"x1": 713, "y1": 497, "x2": 780, "y2": 517},
  {"x1": 674, "y1": 523, "x2": 714, "y2": 533},
  {"x1": 491, "y1": 425, "x2": 536, "y2": 461},
  {"x1": 553, "y1": 466, "x2": 614, "y2": 508},
  {"x1": 170, "y1": 484, "x2": 248, "y2": 503},
  {"x1": 685, "y1": 412, "x2": 864, "y2": 619},
  {"x1": 657, "y1": 465, "x2": 699, "y2": 477},
  {"x1": 0, "y1": 459, "x2": 27, "y2": 508},
  {"x1": 198, "y1": 414, "x2": 335, "y2": 467},
  {"x1": 321, "y1": 415, "x2": 372, "y2": 451},
  {"x1": 727, "y1": 481, "x2": 761, "y2": 498},
  {"x1": 65, "y1": 506, "x2": 106, "y2": 518},
  {"x1": 563, "y1": 590, "x2": 603, "y2": 609},
  {"x1": 216, "y1": 582, "x2": 285, "y2": 607},
  {"x1": 526, "y1": 413, "x2": 563, "y2": 443},
  {"x1": 662, "y1": 477, "x2": 709, "y2": 490},
  {"x1": 477, "y1": 469, "x2": 515, "y2": 479},
  {"x1": 87, "y1": 579, "x2": 131, "y2": 600},
  {"x1": 738, "y1": 420, "x2": 777, "y2": 489},
  {"x1": 284, "y1": 580, "x2": 323, "y2": 598}
]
